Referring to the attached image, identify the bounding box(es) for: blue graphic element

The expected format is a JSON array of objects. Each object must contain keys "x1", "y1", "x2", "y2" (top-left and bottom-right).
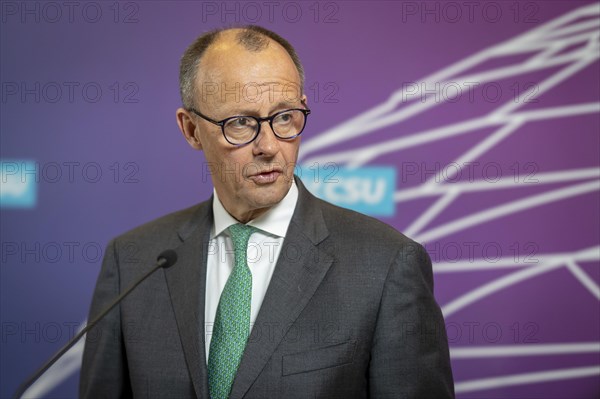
[
  {"x1": 297, "y1": 164, "x2": 396, "y2": 216},
  {"x1": 0, "y1": 160, "x2": 38, "y2": 208}
]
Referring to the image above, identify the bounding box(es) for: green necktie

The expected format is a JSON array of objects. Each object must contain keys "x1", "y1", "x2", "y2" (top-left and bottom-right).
[{"x1": 208, "y1": 223, "x2": 258, "y2": 399}]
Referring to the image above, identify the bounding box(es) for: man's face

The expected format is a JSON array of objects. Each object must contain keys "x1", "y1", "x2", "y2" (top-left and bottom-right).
[{"x1": 177, "y1": 32, "x2": 305, "y2": 222}]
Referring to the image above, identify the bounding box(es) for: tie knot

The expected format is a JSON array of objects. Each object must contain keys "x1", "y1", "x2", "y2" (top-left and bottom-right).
[{"x1": 228, "y1": 223, "x2": 259, "y2": 251}]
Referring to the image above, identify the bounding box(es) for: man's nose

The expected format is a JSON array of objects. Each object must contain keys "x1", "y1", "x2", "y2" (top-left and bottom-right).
[{"x1": 253, "y1": 121, "x2": 279, "y2": 156}]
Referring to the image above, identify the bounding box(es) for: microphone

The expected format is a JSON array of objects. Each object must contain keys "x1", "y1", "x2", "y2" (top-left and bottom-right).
[
  {"x1": 156, "y1": 249, "x2": 178, "y2": 269},
  {"x1": 13, "y1": 249, "x2": 179, "y2": 399}
]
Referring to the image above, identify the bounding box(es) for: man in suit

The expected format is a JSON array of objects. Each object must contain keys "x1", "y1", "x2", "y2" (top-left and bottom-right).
[{"x1": 80, "y1": 25, "x2": 454, "y2": 398}]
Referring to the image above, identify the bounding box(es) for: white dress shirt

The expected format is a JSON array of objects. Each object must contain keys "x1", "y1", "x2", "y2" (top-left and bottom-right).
[{"x1": 204, "y1": 181, "x2": 299, "y2": 363}]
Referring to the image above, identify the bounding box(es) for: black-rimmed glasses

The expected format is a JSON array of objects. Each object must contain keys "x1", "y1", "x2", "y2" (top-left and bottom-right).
[{"x1": 188, "y1": 106, "x2": 311, "y2": 146}]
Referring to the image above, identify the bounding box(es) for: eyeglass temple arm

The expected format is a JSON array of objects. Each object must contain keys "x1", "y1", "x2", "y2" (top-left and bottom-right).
[{"x1": 188, "y1": 108, "x2": 223, "y2": 126}]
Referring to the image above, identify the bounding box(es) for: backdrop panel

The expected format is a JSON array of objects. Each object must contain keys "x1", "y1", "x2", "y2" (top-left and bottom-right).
[{"x1": 1, "y1": 1, "x2": 599, "y2": 398}]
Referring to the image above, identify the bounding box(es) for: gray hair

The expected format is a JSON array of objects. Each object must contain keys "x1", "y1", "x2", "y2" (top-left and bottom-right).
[{"x1": 179, "y1": 25, "x2": 305, "y2": 109}]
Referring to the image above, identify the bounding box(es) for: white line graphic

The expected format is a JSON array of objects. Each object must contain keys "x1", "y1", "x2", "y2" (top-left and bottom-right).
[
  {"x1": 451, "y1": 342, "x2": 600, "y2": 358},
  {"x1": 454, "y1": 366, "x2": 600, "y2": 394},
  {"x1": 442, "y1": 259, "x2": 566, "y2": 318},
  {"x1": 565, "y1": 260, "x2": 600, "y2": 300},
  {"x1": 433, "y1": 245, "x2": 600, "y2": 272},
  {"x1": 414, "y1": 180, "x2": 600, "y2": 244},
  {"x1": 22, "y1": 323, "x2": 86, "y2": 398}
]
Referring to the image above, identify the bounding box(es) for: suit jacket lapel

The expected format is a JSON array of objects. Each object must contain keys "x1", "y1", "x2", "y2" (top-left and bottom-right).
[
  {"x1": 229, "y1": 180, "x2": 334, "y2": 399},
  {"x1": 164, "y1": 200, "x2": 213, "y2": 399}
]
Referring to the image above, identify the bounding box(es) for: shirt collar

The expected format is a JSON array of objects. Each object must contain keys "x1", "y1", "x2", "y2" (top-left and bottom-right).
[{"x1": 211, "y1": 179, "x2": 298, "y2": 239}]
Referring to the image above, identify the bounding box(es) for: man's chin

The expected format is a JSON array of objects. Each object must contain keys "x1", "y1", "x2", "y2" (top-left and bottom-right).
[{"x1": 248, "y1": 185, "x2": 288, "y2": 206}]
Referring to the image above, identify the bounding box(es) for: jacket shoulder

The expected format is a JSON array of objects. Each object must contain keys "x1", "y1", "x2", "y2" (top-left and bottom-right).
[
  {"x1": 311, "y1": 196, "x2": 431, "y2": 285},
  {"x1": 112, "y1": 200, "x2": 210, "y2": 248},
  {"x1": 316, "y1": 196, "x2": 419, "y2": 248}
]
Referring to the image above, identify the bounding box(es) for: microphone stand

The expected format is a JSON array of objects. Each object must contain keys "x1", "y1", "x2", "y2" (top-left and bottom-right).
[{"x1": 13, "y1": 250, "x2": 178, "y2": 399}]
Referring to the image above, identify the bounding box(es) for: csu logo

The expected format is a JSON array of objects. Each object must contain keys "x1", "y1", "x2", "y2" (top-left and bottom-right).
[{"x1": 297, "y1": 164, "x2": 396, "y2": 217}]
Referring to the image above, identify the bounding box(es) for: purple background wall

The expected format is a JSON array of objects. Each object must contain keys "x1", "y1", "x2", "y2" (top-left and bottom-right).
[{"x1": 1, "y1": 1, "x2": 599, "y2": 397}]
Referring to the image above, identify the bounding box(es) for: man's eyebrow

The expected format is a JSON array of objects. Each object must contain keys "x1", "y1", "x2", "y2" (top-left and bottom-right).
[{"x1": 232, "y1": 101, "x2": 302, "y2": 117}]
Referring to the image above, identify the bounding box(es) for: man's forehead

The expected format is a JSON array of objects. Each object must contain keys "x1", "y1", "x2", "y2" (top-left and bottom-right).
[
  {"x1": 198, "y1": 52, "x2": 298, "y2": 86},
  {"x1": 195, "y1": 32, "x2": 300, "y2": 105},
  {"x1": 199, "y1": 79, "x2": 303, "y2": 112}
]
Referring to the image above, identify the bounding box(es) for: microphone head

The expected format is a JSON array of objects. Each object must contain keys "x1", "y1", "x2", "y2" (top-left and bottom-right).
[{"x1": 157, "y1": 249, "x2": 178, "y2": 268}]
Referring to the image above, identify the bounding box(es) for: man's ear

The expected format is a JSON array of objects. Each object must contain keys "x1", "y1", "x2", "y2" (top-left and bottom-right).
[
  {"x1": 301, "y1": 94, "x2": 308, "y2": 108},
  {"x1": 176, "y1": 107, "x2": 203, "y2": 150}
]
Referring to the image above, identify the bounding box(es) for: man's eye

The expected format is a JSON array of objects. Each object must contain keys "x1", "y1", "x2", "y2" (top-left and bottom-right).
[
  {"x1": 230, "y1": 117, "x2": 252, "y2": 128},
  {"x1": 277, "y1": 113, "x2": 293, "y2": 123}
]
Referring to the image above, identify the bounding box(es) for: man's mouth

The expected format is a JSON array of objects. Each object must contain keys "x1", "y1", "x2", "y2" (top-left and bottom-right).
[{"x1": 247, "y1": 169, "x2": 282, "y2": 184}]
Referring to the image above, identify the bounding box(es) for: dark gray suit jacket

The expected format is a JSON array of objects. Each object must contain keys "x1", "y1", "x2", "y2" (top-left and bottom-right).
[{"x1": 80, "y1": 179, "x2": 454, "y2": 398}]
